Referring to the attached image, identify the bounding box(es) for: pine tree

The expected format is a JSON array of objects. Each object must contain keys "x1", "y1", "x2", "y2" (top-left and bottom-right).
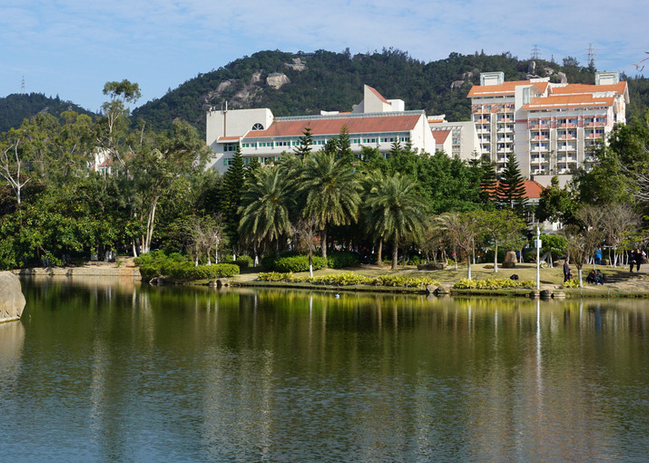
[
  {"x1": 479, "y1": 156, "x2": 497, "y2": 205},
  {"x1": 220, "y1": 145, "x2": 245, "y2": 248},
  {"x1": 293, "y1": 125, "x2": 313, "y2": 158},
  {"x1": 497, "y1": 154, "x2": 528, "y2": 216}
]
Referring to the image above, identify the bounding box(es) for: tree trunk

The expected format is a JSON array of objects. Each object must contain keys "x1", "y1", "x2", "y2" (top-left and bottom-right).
[
  {"x1": 494, "y1": 242, "x2": 499, "y2": 273},
  {"x1": 143, "y1": 195, "x2": 160, "y2": 254},
  {"x1": 321, "y1": 226, "x2": 328, "y2": 259},
  {"x1": 466, "y1": 249, "x2": 472, "y2": 280},
  {"x1": 391, "y1": 239, "x2": 399, "y2": 270},
  {"x1": 377, "y1": 237, "x2": 383, "y2": 266}
]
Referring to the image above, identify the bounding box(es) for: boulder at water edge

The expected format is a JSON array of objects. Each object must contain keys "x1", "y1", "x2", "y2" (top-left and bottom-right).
[{"x1": 0, "y1": 272, "x2": 26, "y2": 322}]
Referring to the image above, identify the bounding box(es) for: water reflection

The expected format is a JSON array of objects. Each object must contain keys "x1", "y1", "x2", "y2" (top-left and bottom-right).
[{"x1": 3, "y1": 281, "x2": 649, "y2": 462}]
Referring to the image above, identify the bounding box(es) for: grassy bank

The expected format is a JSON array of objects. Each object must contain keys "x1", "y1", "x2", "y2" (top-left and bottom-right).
[{"x1": 227, "y1": 262, "x2": 649, "y2": 298}]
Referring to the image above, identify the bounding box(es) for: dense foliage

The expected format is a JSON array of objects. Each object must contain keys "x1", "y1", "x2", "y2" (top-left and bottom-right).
[
  {"x1": 129, "y1": 49, "x2": 649, "y2": 133},
  {"x1": 0, "y1": 93, "x2": 96, "y2": 134}
]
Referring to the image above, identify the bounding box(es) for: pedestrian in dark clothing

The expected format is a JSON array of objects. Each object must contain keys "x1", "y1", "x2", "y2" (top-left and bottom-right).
[
  {"x1": 563, "y1": 259, "x2": 571, "y2": 282},
  {"x1": 636, "y1": 249, "x2": 643, "y2": 272},
  {"x1": 630, "y1": 251, "x2": 636, "y2": 273}
]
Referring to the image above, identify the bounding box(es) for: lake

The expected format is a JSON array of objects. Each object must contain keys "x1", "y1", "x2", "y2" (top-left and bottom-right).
[{"x1": 2, "y1": 278, "x2": 649, "y2": 462}]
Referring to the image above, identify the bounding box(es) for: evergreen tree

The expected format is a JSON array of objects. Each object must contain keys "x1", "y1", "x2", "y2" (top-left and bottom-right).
[
  {"x1": 336, "y1": 125, "x2": 353, "y2": 163},
  {"x1": 220, "y1": 145, "x2": 245, "y2": 249},
  {"x1": 497, "y1": 154, "x2": 528, "y2": 215},
  {"x1": 479, "y1": 156, "x2": 497, "y2": 206},
  {"x1": 293, "y1": 125, "x2": 313, "y2": 158}
]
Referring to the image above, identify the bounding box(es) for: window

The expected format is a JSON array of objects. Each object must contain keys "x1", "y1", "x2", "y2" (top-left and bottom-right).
[{"x1": 251, "y1": 123, "x2": 264, "y2": 130}]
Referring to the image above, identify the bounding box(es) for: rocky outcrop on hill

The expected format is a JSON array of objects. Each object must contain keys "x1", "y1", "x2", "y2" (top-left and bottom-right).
[{"x1": 0, "y1": 272, "x2": 26, "y2": 322}]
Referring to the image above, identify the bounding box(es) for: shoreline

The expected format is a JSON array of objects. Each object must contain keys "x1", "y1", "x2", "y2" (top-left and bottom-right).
[{"x1": 13, "y1": 259, "x2": 649, "y2": 299}]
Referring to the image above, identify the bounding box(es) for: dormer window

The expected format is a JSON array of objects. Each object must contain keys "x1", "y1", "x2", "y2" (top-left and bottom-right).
[{"x1": 251, "y1": 123, "x2": 264, "y2": 130}]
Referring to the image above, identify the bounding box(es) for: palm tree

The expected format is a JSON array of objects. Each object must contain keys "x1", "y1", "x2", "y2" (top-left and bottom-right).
[
  {"x1": 238, "y1": 167, "x2": 295, "y2": 257},
  {"x1": 299, "y1": 151, "x2": 361, "y2": 259},
  {"x1": 365, "y1": 172, "x2": 428, "y2": 269}
]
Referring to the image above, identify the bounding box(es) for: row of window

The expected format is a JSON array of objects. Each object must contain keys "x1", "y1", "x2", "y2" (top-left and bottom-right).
[{"x1": 233, "y1": 135, "x2": 410, "y2": 151}]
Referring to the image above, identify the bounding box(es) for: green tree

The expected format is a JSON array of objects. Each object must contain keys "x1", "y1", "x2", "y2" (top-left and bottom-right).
[
  {"x1": 220, "y1": 145, "x2": 245, "y2": 251},
  {"x1": 239, "y1": 167, "x2": 295, "y2": 257},
  {"x1": 299, "y1": 151, "x2": 361, "y2": 259},
  {"x1": 478, "y1": 210, "x2": 526, "y2": 272},
  {"x1": 497, "y1": 154, "x2": 528, "y2": 216},
  {"x1": 293, "y1": 125, "x2": 313, "y2": 158},
  {"x1": 365, "y1": 172, "x2": 428, "y2": 269},
  {"x1": 536, "y1": 176, "x2": 578, "y2": 225}
]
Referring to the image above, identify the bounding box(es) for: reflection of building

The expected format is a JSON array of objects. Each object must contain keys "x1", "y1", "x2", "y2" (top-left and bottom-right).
[
  {"x1": 468, "y1": 71, "x2": 628, "y2": 186},
  {"x1": 206, "y1": 85, "x2": 437, "y2": 173}
]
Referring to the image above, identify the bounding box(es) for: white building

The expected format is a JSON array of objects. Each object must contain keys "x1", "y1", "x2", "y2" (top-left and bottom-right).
[
  {"x1": 428, "y1": 115, "x2": 479, "y2": 160},
  {"x1": 468, "y1": 71, "x2": 629, "y2": 185},
  {"x1": 206, "y1": 85, "x2": 437, "y2": 172}
]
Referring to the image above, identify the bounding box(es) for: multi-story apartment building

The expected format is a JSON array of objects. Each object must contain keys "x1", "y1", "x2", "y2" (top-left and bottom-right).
[
  {"x1": 468, "y1": 71, "x2": 629, "y2": 185},
  {"x1": 205, "y1": 85, "x2": 437, "y2": 173}
]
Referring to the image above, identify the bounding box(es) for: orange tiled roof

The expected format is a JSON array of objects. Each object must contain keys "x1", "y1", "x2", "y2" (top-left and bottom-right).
[
  {"x1": 468, "y1": 80, "x2": 549, "y2": 97},
  {"x1": 523, "y1": 94, "x2": 614, "y2": 111},
  {"x1": 367, "y1": 85, "x2": 390, "y2": 104},
  {"x1": 244, "y1": 113, "x2": 422, "y2": 138},
  {"x1": 550, "y1": 82, "x2": 627, "y2": 96},
  {"x1": 431, "y1": 130, "x2": 451, "y2": 144},
  {"x1": 492, "y1": 180, "x2": 544, "y2": 199},
  {"x1": 217, "y1": 136, "x2": 241, "y2": 142}
]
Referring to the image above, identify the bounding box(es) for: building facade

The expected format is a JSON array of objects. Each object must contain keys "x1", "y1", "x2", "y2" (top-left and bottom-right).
[
  {"x1": 205, "y1": 85, "x2": 437, "y2": 172},
  {"x1": 468, "y1": 71, "x2": 629, "y2": 185}
]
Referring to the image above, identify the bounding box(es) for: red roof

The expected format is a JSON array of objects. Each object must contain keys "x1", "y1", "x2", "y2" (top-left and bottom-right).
[
  {"x1": 523, "y1": 94, "x2": 614, "y2": 111},
  {"x1": 431, "y1": 130, "x2": 451, "y2": 144},
  {"x1": 550, "y1": 82, "x2": 627, "y2": 96},
  {"x1": 244, "y1": 114, "x2": 422, "y2": 138},
  {"x1": 367, "y1": 85, "x2": 390, "y2": 104},
  {"x1": 491, "y1": 180, "x2": 543, "y2": 199},
  {"x1": 468, "y1": 80, "x2": 549, "y2": 97}
]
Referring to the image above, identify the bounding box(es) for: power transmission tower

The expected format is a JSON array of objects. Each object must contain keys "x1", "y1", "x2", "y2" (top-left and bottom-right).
[
  {"x1": 586, "y1": 43, "x2": 597, "y2": 69},
  {"x1": 531, "y1": 45, "x2": 541, "y2": 60},
  {"x1": 21, "y1": 76, "x2": 25, "y2": 94}
]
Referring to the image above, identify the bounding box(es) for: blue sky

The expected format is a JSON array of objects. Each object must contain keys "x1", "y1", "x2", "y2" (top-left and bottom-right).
[{"x1": 1, "y1": 0, "x2": 647, "y2": 113}]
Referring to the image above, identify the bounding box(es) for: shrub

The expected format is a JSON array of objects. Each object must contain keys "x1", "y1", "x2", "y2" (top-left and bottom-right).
[
  {"x1": 327, "y1": 251, "x2": 360, "y2": 269},
  {"x1": 234, "y1": 255, "x2": 253, "y2": 268},
  {"x1": 453, "y1": 278, "x2": 535, "y2": 290},
  {"x1": 562, "y1": 278, "x2": 581, "y2": 288},
  {"x1": 262, "y1": 254, "x2": 327, "y2": 272}
]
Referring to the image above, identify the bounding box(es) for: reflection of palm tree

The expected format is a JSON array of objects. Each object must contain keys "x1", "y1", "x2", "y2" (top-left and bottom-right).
[
  {"x1": 365, "y1": 173, "x2": 428, "y2": 269},
  {"x1": 299, "y1": 152, "x2": 361, "y2": 259},
  {"x1": 239, "y1": 167, "x2": 294, "y2": 256}
]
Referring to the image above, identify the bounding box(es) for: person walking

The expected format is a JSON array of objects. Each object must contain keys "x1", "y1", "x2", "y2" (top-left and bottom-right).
[
  {"x1": 636, "y1": 249, "x2": 643, "y2": 273},
  {"x1": 563, "y1": 259, "x2": 571, "y2": 282},
  {"x1": 630, "y1": 250, "x2": 636, "y2": 273}
]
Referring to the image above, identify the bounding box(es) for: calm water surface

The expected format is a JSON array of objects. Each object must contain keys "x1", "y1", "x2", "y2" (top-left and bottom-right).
[{"x1": 2, "y1": 278, "x2": 649, "y2": 462}]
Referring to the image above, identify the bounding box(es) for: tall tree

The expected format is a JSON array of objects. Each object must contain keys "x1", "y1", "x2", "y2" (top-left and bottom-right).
[
  {"x1": 299, "y1": 151, "x2": 361, "y2": 259},
  {"x1": 220, "y1": 145, "x2": 245, "y2": 251},
  {"x1": 365, "y1": 172, "x2": 428, "y2": 269},
  {"x1": 238, "y1": 167, "x2": 295, "y2": 257},
  {"x1": 293, "y1": 125, "x2": 313, "y2": 158},
  {"x1": 497, "y1": 154, "x2": 528, "y2": 216}
]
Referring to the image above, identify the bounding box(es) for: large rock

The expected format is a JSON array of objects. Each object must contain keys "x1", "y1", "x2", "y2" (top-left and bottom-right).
[{"x1": 0, "y1": 272, "x2": 26, "y2": 322}]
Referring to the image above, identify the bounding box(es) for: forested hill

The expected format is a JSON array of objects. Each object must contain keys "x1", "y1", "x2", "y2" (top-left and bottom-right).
[
  {"x1": 132, "y1": 49, "x2": 649, "y2": 133},
  {"x1": 0, "y1": 93, "x2": 96, "y2": 133}
]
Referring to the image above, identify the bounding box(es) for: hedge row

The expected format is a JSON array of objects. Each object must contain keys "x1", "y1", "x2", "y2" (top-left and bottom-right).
[
  {"x1": 136, "y1": 251, "x2": 240, "y2": 282},
  {"x1": 257, "y1": 271, "x2": 440, "y2": 288},
  {"x1": 453, "y1": 278, "x2": 535, "y2": 289},
  {"x1": 261, "y1": 251, "x2": 360, "y2": 272}
]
